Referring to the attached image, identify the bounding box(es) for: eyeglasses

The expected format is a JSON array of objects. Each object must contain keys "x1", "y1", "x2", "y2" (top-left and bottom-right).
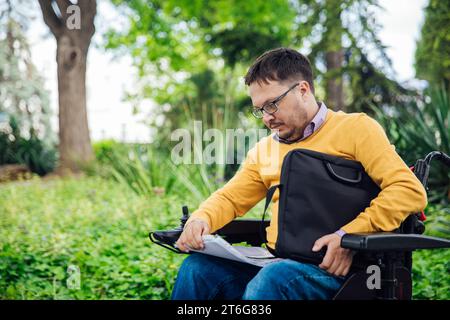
[{"x1": 251, "y1": 83, "x2": 300, "y2": 119}]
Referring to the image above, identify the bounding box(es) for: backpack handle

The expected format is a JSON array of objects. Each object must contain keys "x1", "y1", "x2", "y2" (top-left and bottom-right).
[{"x1": 325, "y1": 162, "x2": 362, "y2": 184}]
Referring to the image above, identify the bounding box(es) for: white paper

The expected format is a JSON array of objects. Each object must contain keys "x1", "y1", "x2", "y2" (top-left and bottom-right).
[{"x1": 189, "y1": 235, "x2": 284, "y2": 267}]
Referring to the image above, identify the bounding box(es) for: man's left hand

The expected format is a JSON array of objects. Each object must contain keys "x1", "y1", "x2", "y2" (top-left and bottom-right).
[{"x1": 312, "y1": 233, "x2": 353, "y2": 277}]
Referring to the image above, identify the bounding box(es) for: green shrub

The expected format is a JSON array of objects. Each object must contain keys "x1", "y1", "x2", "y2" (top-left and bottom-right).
[
  {"x1": 106, "y1": 146, "x2": 177, "y2": 198},
  {"x1": 14, "y1": 136, "x2": 57, "y2": 176},
  {"x1": 92, "y1": 139, "x2": 129, "y2": 165},
  {"x1": 103, "y1": 144, "x2": 230, "y2": 204},
  {"x1": 372, "y1": 87, "x2": 449, "y2": 204},
  {"x1": 0, "y1": 118, "x2": 57, "y2": 176},
  {"x1": 412, "y1": 205, "x2": 450, "y2": 299},
  {"x1": 412, "y1": 249, "x2": 450, "y2": 299}
]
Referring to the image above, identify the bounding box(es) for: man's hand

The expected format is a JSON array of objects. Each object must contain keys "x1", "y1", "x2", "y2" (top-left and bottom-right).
[
  {"x1": 175, "y1": 219, "x2": 210, "y2": 252},
  {"x1": 312, "y1": 233, "x2": 353, "y2": 277}
]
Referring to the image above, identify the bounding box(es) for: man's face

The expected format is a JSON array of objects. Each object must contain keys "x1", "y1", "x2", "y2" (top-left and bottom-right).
[{"x1": 249, "y1": 80, "x2": 309, "y2": 141}]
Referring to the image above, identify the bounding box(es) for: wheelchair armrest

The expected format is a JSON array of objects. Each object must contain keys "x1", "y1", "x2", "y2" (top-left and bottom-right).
[
  {"x1": 214, "y1": 219, "x2": 269, "y2": 246},
  {"x1": 150, "y1": 228, "x2": 182, "y2": 246},
  {"x1": 149, "y1": 219, "x2": 269, "y2": 252},
  {"x1": 149, "y1": 228, "x2": 184, "y2": 253},
  {"x1": 341, "y1": 232, "x2": 450, "y2": 252}
]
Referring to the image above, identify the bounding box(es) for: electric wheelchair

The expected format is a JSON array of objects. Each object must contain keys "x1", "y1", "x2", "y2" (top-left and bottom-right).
[{"x1": 150, "y1": 151, "x2": 450, "y2": 300}]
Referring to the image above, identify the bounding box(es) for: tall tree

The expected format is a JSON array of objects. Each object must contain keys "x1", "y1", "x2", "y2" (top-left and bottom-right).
[
  {"x1": 37, "y1": 0, "x2": 96, "y2": 173},
  {"x1": 415, "y1": 0, "x2": 450, "y2": 90},
  {"x1": 323, "y1": 0, "x2": 345, "y2": 111},
  {"x1": 292, "y1": 0, "x2": 408, "y2": 112}
]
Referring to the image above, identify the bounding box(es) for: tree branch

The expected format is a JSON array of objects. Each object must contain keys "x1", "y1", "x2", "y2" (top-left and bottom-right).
[
  {"x1": 78, "y1": 0, "x2": 97, "y2": 23},
  {"x1": 55, "y1": 0, "x2": 73, "y2": 18},
  {"x1": 78, "y1": 0, "x2": 97, "y2": 43},
  {"x1": 38, "y1": 0, "x2": 63, "y2": 37}
]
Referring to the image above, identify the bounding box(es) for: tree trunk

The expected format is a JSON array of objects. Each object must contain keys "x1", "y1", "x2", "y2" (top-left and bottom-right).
[
  {"x1": 323, "y1": 0, "x2": 345, "y2": 111},
  {"x1": 57, "y1": 35, "x2": 93, "y2": 172},
  {"x1": 325, "y1": 50, "x2": 345, "y2": 111},
  {"x1": 38, "y1": 0, "x2": 96, "y2": 174}
]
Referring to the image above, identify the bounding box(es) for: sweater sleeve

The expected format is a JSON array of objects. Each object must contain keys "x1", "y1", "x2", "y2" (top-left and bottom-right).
[
  {"x1": 341, "y1": 115, "x2": 428, "y2": 233},
  {"x1": 186, "y1": 146, "x2": 268, "y2": 233}
]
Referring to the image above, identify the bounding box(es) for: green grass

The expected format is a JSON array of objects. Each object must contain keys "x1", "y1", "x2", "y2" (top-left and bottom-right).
[
  {"x1": 0, "y1": 176, "x2": 448, "y2": 299},
  {"x1": 0, "y1": 176, "x2": 191, "y2": 299}
]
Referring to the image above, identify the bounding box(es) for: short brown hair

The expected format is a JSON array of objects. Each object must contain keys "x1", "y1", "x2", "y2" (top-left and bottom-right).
[{"x1": 244, "y1": 47, "x2": 315, "y2": 94}]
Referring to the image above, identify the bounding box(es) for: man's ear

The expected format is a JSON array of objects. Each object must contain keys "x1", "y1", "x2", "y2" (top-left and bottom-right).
[{"x1": 298, "y1": 81, "x2": 310, "y2": 99}]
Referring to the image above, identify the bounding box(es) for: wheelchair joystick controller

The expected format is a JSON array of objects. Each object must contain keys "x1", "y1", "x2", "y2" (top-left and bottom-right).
[{"x1": 180, "y1": 206, "x2": 190, "y2": 230}]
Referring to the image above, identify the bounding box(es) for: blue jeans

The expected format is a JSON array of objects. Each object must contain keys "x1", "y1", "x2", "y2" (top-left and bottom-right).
[{"x1": 171, "y1": 253, "x2": 347, "y2": 300}]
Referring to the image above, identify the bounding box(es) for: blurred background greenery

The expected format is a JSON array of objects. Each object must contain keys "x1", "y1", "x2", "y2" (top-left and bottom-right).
[{"x1": 0, "y1": 0, "x2": 449, "y2": 299}]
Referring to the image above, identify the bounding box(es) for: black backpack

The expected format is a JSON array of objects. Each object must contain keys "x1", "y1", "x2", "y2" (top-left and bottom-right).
[{"x1": 261, "y1": 148, "x2": 381, "y2": 264}]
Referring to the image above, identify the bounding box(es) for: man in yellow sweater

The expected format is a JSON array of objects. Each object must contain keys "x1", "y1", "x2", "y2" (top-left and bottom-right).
[{"x1": 171, "y1": 48, "x2": 427, "y2": 300}]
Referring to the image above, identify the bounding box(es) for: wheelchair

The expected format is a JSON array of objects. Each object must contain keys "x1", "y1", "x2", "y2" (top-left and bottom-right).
[{"x1": 150, "y1": 151, "x2": 450, "y2": 300}]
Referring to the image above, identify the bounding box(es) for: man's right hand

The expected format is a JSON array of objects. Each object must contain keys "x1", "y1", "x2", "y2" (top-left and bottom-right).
[{"x1": 175, "y1": 219, "x2": 210, "y2": 252}]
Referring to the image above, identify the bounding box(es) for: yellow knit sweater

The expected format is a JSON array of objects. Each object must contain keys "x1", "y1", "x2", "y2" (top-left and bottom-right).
[{"x1": 187, "y1": 109, "x2": 428, "y2": 250}]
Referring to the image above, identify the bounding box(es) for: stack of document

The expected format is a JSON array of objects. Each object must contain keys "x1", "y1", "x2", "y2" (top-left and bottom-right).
[{"x1": 188, "y1": 235, "x2": 284, "y2": 267}]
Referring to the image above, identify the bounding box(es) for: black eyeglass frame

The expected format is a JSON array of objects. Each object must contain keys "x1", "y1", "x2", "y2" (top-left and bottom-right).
[{"x1": 251, "y1": 82, "x2": 300, "y2": 118}]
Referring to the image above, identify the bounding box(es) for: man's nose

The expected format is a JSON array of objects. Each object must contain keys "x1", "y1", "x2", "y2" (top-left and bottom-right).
[{"x1": 263, "y1": 112, "x2": 275, "y2": 123}]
